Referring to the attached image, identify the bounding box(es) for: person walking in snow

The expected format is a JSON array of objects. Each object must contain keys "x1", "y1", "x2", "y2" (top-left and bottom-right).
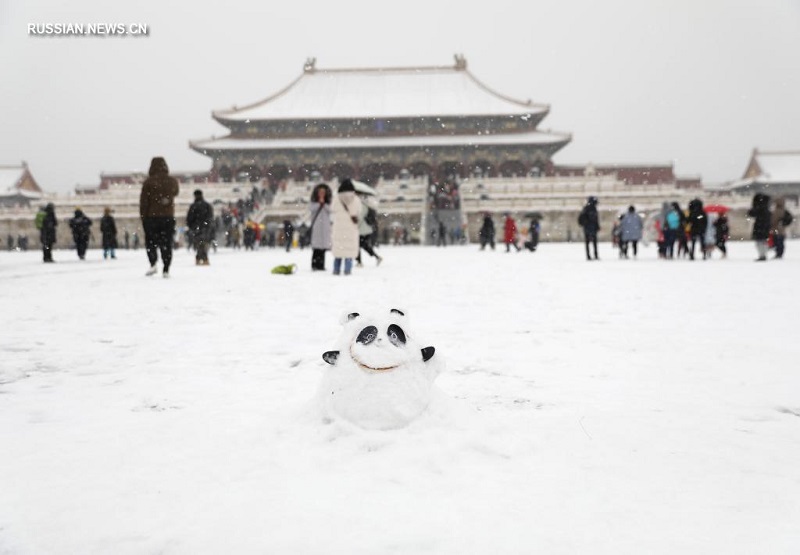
[
  {"x1": 524, "y1": 218, "x2": 540, "y2": 252},
  {"x1": 283, "y1": 219, "x2": 294, "y2": 252},
  {"x1": 503, "y1": 213, "x2": 520, "y2": 252},
  {"x1": 186, "y1": 189, "x2": 214, "y2": 265},
  {"x1": 139, "y1": 156, "x2": 179, "y2": 277},
  {"x1": 356, "y1": 194, "x2": 383, "y2": 266},
  {"x1": 331, "y1": 179, "x2": 362, "y2": 275},
  {"x1": 100, "y1": 207, "x2": 118, "y2": 259},
  {"x1": 686, "y1": 198, "x2": 708, "y2": 260},
  {"x1": 69, "y1": 208, "x2": 92, "y2": 260},
  {"x1": 478, "y1": 213, "x2": 495, "y2": 250},
  {"x1": 578, "y1": 196, "x2": 600, "y2": 260},
  {"x1": 747, "y1": 192, "x2": 771, "y2": 262},
  {"x1": 770, "y1": 197, "x2": 793, "y2": 259},
  {"x1": 619, "y1": 206, "x2": 643, "y2": 259},
  {"x1": 39, "y1": 203, "x2": 57, "y2": 263},
  {"x1": 713, "y1": 211, "x2": 729, "y2": 259},
  {"x1": 308, "y1": 183, "x2": 332, "y2": 271}
]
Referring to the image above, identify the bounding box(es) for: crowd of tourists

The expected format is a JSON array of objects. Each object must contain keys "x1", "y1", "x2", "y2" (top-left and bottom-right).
[
  {"x1": 576, "y1": 194, "x2": 793, "y2": 262},
  {"x1": 23, "y1": 158, "x2": 794, "y2": 271}
]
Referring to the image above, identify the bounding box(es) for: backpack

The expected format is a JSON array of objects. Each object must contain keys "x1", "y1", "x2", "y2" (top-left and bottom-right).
[
  {"x1": 35, "y1": 210, "x2": 45, "y2": 230},
  {"x1": 782, "y1": 210, "x2": 794, "y2": 227}
]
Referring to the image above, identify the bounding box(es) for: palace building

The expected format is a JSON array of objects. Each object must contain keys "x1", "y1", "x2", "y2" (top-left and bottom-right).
[{"x1": 190, "y1": 55, "x2": 572, "y2": 186}]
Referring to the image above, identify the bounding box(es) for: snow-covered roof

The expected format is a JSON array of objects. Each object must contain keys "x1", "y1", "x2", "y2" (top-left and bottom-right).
[
  {"x1": 191, "y1": 129, "x2": 570, "y2": 152},
  {"x1": 751, "y1": 150, "x2": 800, "y2": 183},
  {"x1": 0, "y1": 166, "x2": 25, "y2": 191},
  {"x1": 214, "y1": 61, "x2": 549, "y2": 121}
]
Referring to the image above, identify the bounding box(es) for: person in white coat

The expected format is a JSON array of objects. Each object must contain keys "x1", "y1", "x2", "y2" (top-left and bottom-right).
[
  {"x1": 308, "y1": 183, "x2": 332, "y2": 271},
  {"x1": 331, "y1": 179, "x2": 362, "y2": 275}
]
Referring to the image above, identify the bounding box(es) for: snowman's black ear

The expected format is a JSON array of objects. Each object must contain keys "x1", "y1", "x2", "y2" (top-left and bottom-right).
[
  {"x1": 421, "y1": 346, "x2": 435, "y2": 362},
  {"x1": 322, "y1": 351, "x2": 339, "y2": 365}
]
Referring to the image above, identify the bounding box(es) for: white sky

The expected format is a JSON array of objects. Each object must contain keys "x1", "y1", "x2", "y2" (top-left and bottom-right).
[{"x1": 2, "y1": 0, "x2": 800, "y2": 193}]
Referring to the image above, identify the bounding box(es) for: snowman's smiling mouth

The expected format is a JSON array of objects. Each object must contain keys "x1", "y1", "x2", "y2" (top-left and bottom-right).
[{"x1": 350, "y1": 345, "x2": 400, "y2": 372}]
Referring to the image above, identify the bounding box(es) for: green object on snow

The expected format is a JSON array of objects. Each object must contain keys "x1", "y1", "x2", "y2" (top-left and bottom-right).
[{"x1": 271, "y1": 263, "x2": 297, "y2": 275}]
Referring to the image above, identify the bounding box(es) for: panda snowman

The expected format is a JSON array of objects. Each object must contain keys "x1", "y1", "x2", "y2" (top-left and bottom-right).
[{"x1": 317, "y1": 308, "x2": 442, "y2": 430}]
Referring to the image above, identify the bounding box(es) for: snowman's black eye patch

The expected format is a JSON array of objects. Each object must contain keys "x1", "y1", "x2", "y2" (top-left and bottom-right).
[
  {"x1": 387, "y1": 324, "x2": 406, "y2": 346},
  {"x1": 356, "y1": 326, "x2": 378, "y2": 345}
]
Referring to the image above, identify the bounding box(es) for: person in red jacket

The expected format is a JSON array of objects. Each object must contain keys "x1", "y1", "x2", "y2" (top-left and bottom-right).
[{"x1": 503, "y1": 213, "x2": 520, "y2": 252}]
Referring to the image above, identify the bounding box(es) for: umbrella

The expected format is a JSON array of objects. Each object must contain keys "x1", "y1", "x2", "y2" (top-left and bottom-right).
[
  {"x1": 704, "y1": 204, "x2": 729, "y2": 214},
  {"x1": 351, "y1": 180, "x2": 377, "y2": 196},
  {"x1": 525, "y1": 211, "x2": 544, "y2": 220}
]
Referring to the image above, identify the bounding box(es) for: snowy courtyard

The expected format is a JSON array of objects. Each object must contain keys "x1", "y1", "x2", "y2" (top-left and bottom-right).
[{"x1": 1, "y1": 241, "x2": 799, "y2": 554}]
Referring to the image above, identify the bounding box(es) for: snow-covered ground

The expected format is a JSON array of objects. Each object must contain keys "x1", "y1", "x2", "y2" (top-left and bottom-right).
[{"x1": 1, "y1": 241, "x2": 799, "y2": 554}]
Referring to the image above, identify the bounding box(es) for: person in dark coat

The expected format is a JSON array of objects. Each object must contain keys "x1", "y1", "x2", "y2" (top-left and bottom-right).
[
  {"x1": 186, "y1": 189, "x2": 214, "y2": 265},
  {"x1": 686, "y1": 198, "x2": 708, "y2": 260},
  {"x1": 713, "y1": 212, "x2": 730, "y2": 259},
  {"x1": 139, "y1": 157, "x2": 179, "y2": 277},
  {"x1": 283, "y1": 219, "x2": 295, "y2": 252},
  {"x1": 747, "y1": 192, "x2": 771, "y2": 261},
  {"x1": 100, "y1": 207, "x2": 118, "y2": 259},
  {"x1": 578, "y1": 196, "x2": 600, "y2": 260},
  {"x1": 524, "y1": 218, "x2": 540, "y2": 252},
  {"x1": 40, "y1": 203, "x2": 57, "y2": 263},
  {"x1": 69, "y1": 208, "x2": 92, "y2": 260},
  {"x1": 478, "y1": 213, "x2": 495, "y2": 250},
  {"x1": 770, "y1": 197, "x2": 792, "y2": 259}
]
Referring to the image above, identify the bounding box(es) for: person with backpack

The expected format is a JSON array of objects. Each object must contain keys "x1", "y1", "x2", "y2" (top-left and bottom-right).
[
  {"x1": 331, "y1": 179, "x2": 362, "y2": 276},
  {"x1": 578, "y1": 196, "x2": 600, "y2": 260},
  {"x1": 68, "y1": 208, "x2": 93, "y2": 260},
  {"x1": 770, "y1": 197, "x2": 793, "y2": 259},
  {"x1": 39, "y1": 203, "x2": 57, "y2": 263},
  {"x1": 100, "y1": 207, "x2": 118, "y2": 260}
]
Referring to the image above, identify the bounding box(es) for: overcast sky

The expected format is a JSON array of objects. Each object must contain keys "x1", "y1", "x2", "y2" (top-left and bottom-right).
[{"x1": 2, "y1": 0, "x2": 799, "y2": 193}]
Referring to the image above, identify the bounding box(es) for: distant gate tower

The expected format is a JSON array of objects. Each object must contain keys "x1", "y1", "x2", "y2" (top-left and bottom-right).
[{"x1": 190, "y1": 55, "x2": 571, "y2": 186}]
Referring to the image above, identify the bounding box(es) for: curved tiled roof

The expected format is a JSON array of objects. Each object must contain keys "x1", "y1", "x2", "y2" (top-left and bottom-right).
[
  {"x1": 190, "y1": 129, "x2": 571, "y2": 152},
  {"x1": 213, "y1": 61, "x2": 550, "y2": 122}
]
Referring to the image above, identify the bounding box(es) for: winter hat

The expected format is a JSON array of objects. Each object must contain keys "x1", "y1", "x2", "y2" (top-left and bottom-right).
[
  {"x1": 338, "y1": 179, "x2": 355, "y2": 193},
  {"x1": 194, "y1": 189, "x2": 203, "y2": 198}
]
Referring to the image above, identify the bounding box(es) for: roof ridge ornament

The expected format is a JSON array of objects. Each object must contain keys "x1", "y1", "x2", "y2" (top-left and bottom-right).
[
  {"x1": 454, "y1": 54, "x2": 467, "y2": 70},
  {"x1": 304, "y1": 57, "x2": 317, "y2": 73}
]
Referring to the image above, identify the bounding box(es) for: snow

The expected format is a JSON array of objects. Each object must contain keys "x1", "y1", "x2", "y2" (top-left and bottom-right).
[
  {"x1": 755, "y1": 151, "x2": 800, "y2": 183},
  {"x1": 1, "y1": 242, "x2": 799, "y2": 554},
  {"x1": 215, "y1": 67, "x2": 545, "y2": 121},
  {"x1": 191, "y1": 128, "x2": 568, "y2": 152},
  {"x1": 0, "y1": 167, "x2": 24, "y2": 191}
]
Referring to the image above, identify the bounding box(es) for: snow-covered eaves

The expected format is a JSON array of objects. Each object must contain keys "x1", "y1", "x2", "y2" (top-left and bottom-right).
[
  {"x1": 213, "y1": 65, "x2": 549, "y2": 122},
  {"x1": 190, "y1": 130, "x2": 571, "y2": 152},
  {"x1": 751, "y1": 151, "x2": 800, "y2": 183},
  {"x1": 0, "y1": 167, "x2": 25, "y2": 191}
]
